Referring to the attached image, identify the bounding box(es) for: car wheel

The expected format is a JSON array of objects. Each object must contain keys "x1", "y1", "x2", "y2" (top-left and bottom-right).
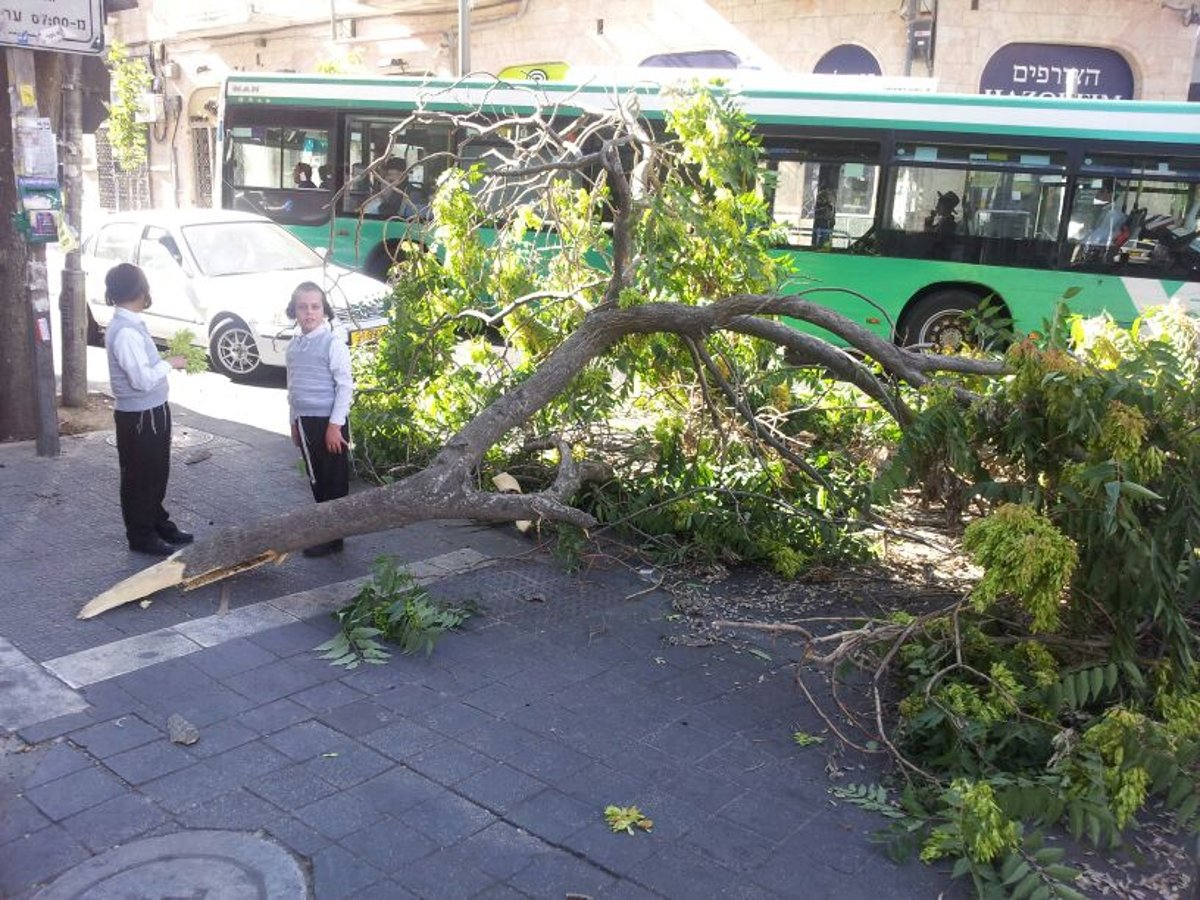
[
  {"x1": 209, "y1": 320, "x2": 261, "y2": 379},
  {"x1": 898, "y1": 290, "x2": 983, "y2": 352}
]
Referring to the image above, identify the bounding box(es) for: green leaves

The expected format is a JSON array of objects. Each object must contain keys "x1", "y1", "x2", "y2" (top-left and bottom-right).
[
  {"x1": 105, "y1": 41, "x2": 152, "y2": 172},
  {"x1": 163, "y1": 330, "x2": 210, "y2": 374},
  {"x1": 314, "y1": 557, "x2": 474, "y2": 668},
  {"x1": 603, "y1": 804, "x2": 653, "y2": 835}
]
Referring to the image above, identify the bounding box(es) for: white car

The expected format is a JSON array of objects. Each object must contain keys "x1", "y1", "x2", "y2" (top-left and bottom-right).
[{"x1": 83, "y1": 209, "x2": 389, "y2": 379}]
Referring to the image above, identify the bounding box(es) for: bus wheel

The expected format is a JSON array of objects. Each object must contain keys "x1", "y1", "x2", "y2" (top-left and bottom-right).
[{"x1": 898, "y1": 290, "x2": 982, "y2": 352}]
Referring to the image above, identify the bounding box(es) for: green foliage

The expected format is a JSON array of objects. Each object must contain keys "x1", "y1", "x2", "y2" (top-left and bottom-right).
[
  {"x1": 314, "y1": 557, "x2": 474, "y2": 667},
  {"x1": 163, "y1": 331, "x2": 209, "y2": 374},
  {"x1": 792, "y1": 730, "x2": 825, "y2": 747},
  {"x1": 105, "y1": 41, "x2": 151, "y2": 172},
  {"x1": 352, "y1": 86, "x2": 893, "y2": 575},
  {"x1": 604, "y1": 804, "x2": 653, "y2": 834},
  {"x1": 858, "y1": 304, "x2": 1200, "y2": 896}
]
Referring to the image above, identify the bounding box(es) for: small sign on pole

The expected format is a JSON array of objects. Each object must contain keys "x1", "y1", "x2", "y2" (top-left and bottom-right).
[{"x1": 0, "y1": 1, "x2": 105, "y2": 55}]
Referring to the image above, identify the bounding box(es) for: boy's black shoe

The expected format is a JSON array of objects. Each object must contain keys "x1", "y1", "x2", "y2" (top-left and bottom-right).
[
  {"x1": 129, "y1": 537, "x2": 176, "y2": 557},
  {"x1": 302, "y1": 539, "x2": 344, "y2": 558},
  {"x1": 157, "y1": 526, "x2": 194, "y2": 545}
]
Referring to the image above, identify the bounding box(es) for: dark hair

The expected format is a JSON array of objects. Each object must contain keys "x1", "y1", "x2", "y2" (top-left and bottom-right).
[
  {"x1": 104, "y1": 262, "x2": 151, "y2": 309},
  {"x1": 286, "y1": 281, "x2": 334, "y2": 320}
]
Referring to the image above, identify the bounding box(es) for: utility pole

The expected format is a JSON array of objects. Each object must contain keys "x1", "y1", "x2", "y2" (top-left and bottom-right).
[
  {"x1": 458, "y1": 0, "x2": 470, "y2": 76},
  {"x1": 59, "y1": 53, "x2": 87, "y2": 409},
  {"x1": 1, "y1": 49, "x2": 59, "y2": 455}
]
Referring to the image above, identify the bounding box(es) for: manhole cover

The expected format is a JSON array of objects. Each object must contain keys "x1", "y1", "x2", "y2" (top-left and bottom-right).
[
  {"x1": 105, "y1": 426, "x2": 216, "y2": 450},
  {"x1": 33, "y1": 830, "x2": 309, "y2": 899}
]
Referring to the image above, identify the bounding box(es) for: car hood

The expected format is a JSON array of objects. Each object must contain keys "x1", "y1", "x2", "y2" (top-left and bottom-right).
[{"x1": 193, "y1": 266, "x2": 389, "y2": 325}]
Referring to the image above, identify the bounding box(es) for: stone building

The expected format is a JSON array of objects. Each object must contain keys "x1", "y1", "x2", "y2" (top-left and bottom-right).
[{"x1": 92, "y1": 0, "x2": 1200, "y2": 219}]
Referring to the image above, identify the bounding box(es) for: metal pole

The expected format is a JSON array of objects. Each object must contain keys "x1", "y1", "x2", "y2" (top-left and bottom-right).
[
  {"x1": 60, "y1": 53, "x2": 86, "y2": 409},
  {"x1": 903, "y1": 0, "x2": 917, "y2": 76},
  {"x1": 458, "y1": 0, "x2": 470, "y2": 76}
]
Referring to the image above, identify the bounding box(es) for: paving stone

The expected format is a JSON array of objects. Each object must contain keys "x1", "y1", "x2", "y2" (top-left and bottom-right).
[
  {"x1": 60, "y1": 793, "x2": 170, "y2": 853},
  {"x1": 16, "y1": 711, "x2": 93, "y2": 745},
  {"x1": 388, "y1": 848, "x2": 497, "y2": 898},
  {"x1": 678, "y1": 814, "x2": 775, "y2": 873},
  {"x1": 112, "y1": 658, "x2": 221, "y2": 706},
  {"x1": 461, "y1": 680, "x2": 536, "y2": 716},
  {"x1": 346, "y1": 767, "x2": 443, "y2": 816},
  {"x1": 559, "y1": 819, "x2": 662, "y2": 873},
  {"x1": 361, "y1": 720, "x2": 447, "y2": 761},
  {"x1": 507, "y1": 848, "x2": 616, "y2": 898},
  {"x1": 67, "y1": 715, "x2": 161, "y2": 758},
  {"x1": 174, "y1": 787, "x2": 281, "y2": 831},
  {"x1": 264, "y1": 720, "x2": 354, "y2": 761},
  {"x1": 640, "y1": 718, "x2": 735, "y2": 764},
  {"x1": 209, "y1": 740, "x2": 292, "y2": 782},
  {"x1": 629, "y1": 843, "x2": 781, "y2": 899},
  {"x1": 234, "y1": 697, "x2": 312, "y2": 735},
  {"x1": 294, "y1": 788, "x2": 387, "y2": 840},
  {"x1": 660, "y1": 765, "x2": 746, "y2": 814},
  {"x1": 185, "y1": 718, "x2": 257, "y2": 758},
  {"x1": 138, "y1": 761, "x2": 242, "y2": 814},
  {"x1": 295, "y1": 742, "x2": 392, "y2": 789},
  {"x1": 230, "y1": 658, "x2": 329, "y2": 704},
  {"x1": 415, "y1": 701, "x2": 498, "y2": 738},
  {"x1": 0, "y1": 795, "x2": 51, "y2": 846},
  {"x1": 21, "y1": 742, "x2": 92, "y2": 789},
  {"x1": 407, "y1": 793, "x2": 497, "y2": 845},
  {"x1": 718, "y1": 783, "x2": 824, "y2": 843},
  {"x1": 455, "y1": 763, "x2": 547, "y2": 814},
  {"x1": 246, "y1": 763, "x2": 339, "y2": 812},
  {"x1": 450, "y1": 821, "x2": 548, "y2": 879},
  {"x1": 311, "y1": 843, "x2": 386, "y2": 900},
  {"x1": 103, "y1": 740, "x2": 198, "y2": 785},
  {"x1": 249, "y1": 620, "x2": 336, "y2": 658},
  {"x1": 24, "y1": 765, "x2": 125, "y2": 821},
  {"x1": 506, "y1": 788, "x2": 597, "y2": 843},
  {"x1": 139, "y1": 684, "x2": 257, "y2": 727},
  {"x1": 316, "y1": 698, "x2": 398, "y2": 736},
  {"x1": 0, "y1": 825, "x2": 90, "y2": 897},
  {"x1": 458, "y1": 720, "x2": 546, "y2": 763},
  {"x1": 188, "y1": 637, "x2": 279, "y2": 679},
  {"x1": 343, "y1": 879, "x2": 419, "y2": 900},
  {"x1": 339, "y1": 815, "x2": 439, "y2": 871},
  {"x1": 405, "y1": 739, "x2": 494, "y2": 786},
  {"x1": 292, "y1": 679, "x2": 368, "y2": 712},
  {"x1": 372, "y1": 684, "x2": 444, "y2": 716},
  {"x1": 471, "y1": 883, "x2": 532, "y2": 900}
]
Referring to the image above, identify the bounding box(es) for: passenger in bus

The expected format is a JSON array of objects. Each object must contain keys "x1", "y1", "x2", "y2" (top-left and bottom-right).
[
  {"x1": 812, "y1": 191, "x2": 835, "y2": 248},
  {"x1": 365, "y1": 159, "x2": 420, "y2": 218},
  {"x1": 292, "y1": 162, "x2": 317, "y2": 189},
  {"x1": 318, "y1": 164, "x2": 333, "y2": 190},
  {"x1": 924, "y1": 190, "x2": 960, "y2": 259}
]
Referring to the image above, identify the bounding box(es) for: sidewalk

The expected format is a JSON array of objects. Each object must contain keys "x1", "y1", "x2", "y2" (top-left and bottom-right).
[{"x1": 0, "y1": 403, "x2": 962, "y2": 898}]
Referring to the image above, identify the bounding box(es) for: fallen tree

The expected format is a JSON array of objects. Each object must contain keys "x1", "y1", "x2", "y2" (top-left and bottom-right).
[{"x1": 83, "y1": 80, "x2": 1002, "y2": 617}]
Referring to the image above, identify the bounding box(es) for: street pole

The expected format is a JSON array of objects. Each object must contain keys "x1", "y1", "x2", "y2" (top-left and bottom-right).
[
  {"x1": 2, "y1": 48, "x2": 59, "y2": 455},
  {"x1": 458, "y1": 0, "x2": 470, "y2": 76},
  {"x1": 59, "y1": 53, "x2": 87, "y2": 409}
]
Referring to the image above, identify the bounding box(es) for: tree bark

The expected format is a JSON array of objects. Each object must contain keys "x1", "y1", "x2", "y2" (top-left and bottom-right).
[{"x1": 0, "y1": 50, "x2": 37, "y2": 442}]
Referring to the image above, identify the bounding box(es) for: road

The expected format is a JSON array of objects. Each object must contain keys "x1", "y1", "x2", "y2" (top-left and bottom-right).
[{"x1": 46, "y1": 248, "x2": 290, "y2": 438}]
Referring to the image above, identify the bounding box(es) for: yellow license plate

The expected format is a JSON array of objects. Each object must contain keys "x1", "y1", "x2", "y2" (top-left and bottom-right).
[{"x1": 350, "y1": 326, "x2": 384, "y2": 346}]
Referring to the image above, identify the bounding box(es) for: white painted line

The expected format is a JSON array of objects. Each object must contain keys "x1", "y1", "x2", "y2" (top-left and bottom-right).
[{"x1": 42, "y1": 548, "x2": 496, "y2": 690}]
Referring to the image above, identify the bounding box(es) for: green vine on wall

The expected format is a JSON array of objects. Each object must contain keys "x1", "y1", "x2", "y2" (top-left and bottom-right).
[{"x1": 105, "y1": 41, "x2": 151, "y2": 172}]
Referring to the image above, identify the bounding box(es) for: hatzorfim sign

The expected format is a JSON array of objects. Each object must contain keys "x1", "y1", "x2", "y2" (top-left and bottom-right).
[
  {"x1": 980, "y1": 43, "x2": 1134, "y2": 100},
  {"x1": 0, "y1": 0, "x2": 104, "y2": 54}
]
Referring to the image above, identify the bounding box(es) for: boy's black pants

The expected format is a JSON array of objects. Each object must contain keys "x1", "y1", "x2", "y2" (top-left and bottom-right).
[
  {"x1": 297, "y1": 416, "x2": 350, "y2": 503},
  {"x1": 114, "y1": 403, "x2": 172, "y2": 544}
]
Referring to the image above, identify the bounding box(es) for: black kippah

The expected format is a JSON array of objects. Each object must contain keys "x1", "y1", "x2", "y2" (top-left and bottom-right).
[{"x1": 105, "y1": 263, "x2": 144, "y2": 304}]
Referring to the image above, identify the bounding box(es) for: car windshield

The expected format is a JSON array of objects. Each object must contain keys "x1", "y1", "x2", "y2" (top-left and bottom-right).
[{"x1": 180, "y1": 221, "x2": 322, "y2": 277}]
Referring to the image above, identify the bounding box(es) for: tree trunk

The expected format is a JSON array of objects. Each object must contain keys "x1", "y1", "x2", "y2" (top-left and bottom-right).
[{"x1": 0, "y1": 50, "x2": 37, "y2": 442}]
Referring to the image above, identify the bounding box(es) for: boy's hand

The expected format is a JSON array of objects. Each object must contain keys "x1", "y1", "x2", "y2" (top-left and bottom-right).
[
  {"x1": 325, "y1": 423, "x2": 348, "y2": 454},
  {"x1": 166, "y1": 355, "x2": 188, "y2": 370}
]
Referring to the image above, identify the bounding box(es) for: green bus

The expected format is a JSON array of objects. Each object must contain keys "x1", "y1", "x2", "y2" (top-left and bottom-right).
[{"x1": 218, "y1": 70, "x2": 1200, "y2": 347}]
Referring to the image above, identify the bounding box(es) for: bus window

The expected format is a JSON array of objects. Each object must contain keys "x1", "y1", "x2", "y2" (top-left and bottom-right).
[
  {"x1": 224, "y1": 125, "x2": 331, "y2": 225},
  {"x1": 1068, "y1": 162, "x2": 1200, "y2": 276},
  {"x1": 343, "y1": 117, "x2": 454, "y2": 216},
  {"x1": 764, "y1": 140, "x2": 880, "y2": 250},
  {"x1": 884, "y1": 144, "x2": 1067, "y2": 266}
]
